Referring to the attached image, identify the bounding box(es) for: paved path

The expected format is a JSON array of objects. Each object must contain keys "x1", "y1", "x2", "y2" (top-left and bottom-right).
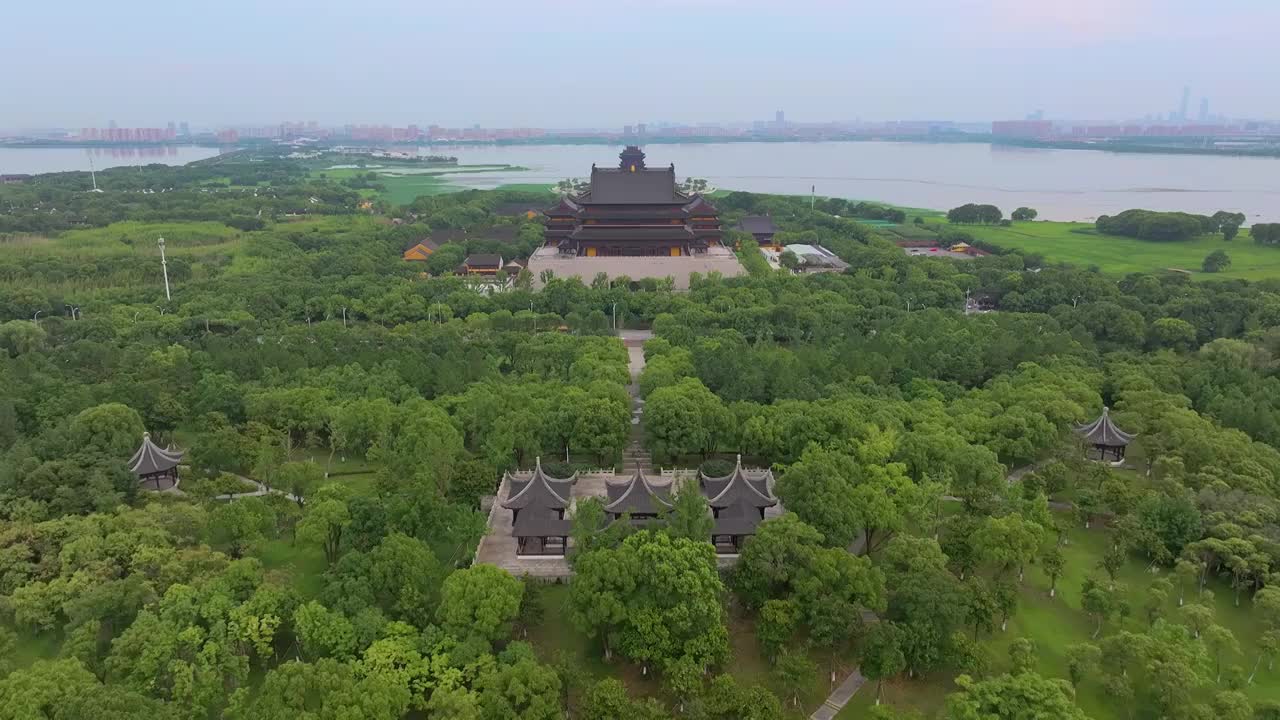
[
  {"x1": 810, "y1": 667, "x2": 867, "y2": 720},
  {"x1": 215, "y1": 474, "x2": 302, "y2": 504}
]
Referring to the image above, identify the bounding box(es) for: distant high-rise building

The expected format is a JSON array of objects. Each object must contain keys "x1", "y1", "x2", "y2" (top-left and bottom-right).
[
  {"x1": 179, "y1": 121, "x2": 190, "y2": 137},
  {"x1": 1199, "y1": 98, "x2": 1210, "y2": 122},
  {"x1": 775, "y1": 110, "x2": 785, "y2": 125},
  {"x1": 108, "y1": 119, "x2": 117, "y2": 129},
  {"x1": 637, "y1": 123, "x2": 647, "y2": 136},
  {"x1": 1180, "y1": 86, "x2": 1190, "y2": 121}
]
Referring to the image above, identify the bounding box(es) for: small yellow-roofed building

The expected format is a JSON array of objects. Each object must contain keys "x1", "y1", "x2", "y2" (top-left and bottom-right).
[{"x1": 402, "y1": 239, "x2": 440, "y2": 261}]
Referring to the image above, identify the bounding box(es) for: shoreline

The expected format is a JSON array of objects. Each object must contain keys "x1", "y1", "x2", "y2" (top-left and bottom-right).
[{"x1": 5, "y1": 135, "x2": 1280, "y2": 160}]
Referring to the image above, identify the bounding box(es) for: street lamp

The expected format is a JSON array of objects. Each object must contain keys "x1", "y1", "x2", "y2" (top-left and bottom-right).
[
  {"x1": 158, "y1": 237, "x2": 172, "y2": 302},
  {"x1": 32, "y1": 310, "x2": 41, "y2": 325},
  {"x1": 611, "y1": 302, "x2": 618, "y2": 331}
]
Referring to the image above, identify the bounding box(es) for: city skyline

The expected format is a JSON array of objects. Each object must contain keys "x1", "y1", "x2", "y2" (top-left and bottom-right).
[{"x1": 2, "y1": 0, "x2": 1277, "y2": 128}]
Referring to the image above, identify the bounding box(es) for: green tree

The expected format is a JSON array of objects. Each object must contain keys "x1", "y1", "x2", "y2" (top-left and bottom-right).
[
  {"x1": 437, "y1": 564, "x2": 523, "y2": 643},
  {"x1": 477, "y1": 642, "x2": 562, "y2": 720},
  {"x1": 1203, "y1": 249, "x2": 1232, "y2": 273},
  {"x1": 773, "y1": 646, "x2": 816, "y2": 708},
  {"x1": 1042, "y1": 545, "x2": 1065, "y2": 598},
  {"x1": 1008, "y1": 638, "x2": 1037, "y2": 674},
  {"x1": 208, "y1": 498, "x2": 274, "y2": 558},
  {"x1": 944, "y1": 671, "x2": 1088, "y2": 720},
  {"x1": 69, "y1": 403, "x2": 146, "y2": 459},
  {"x1": 663, "y1": 477, "x2": 714, "y2": 542},
  {"x1": 570, "y1": 531, "x2": 729, "y2": 674},
  {"x1": 862, "y1": 622, "x2": 906, "y2": 705},
  {"x1": 776, "y1": 447, "x2": 862, "y2": 549},
  {"x1": 1064, "y1": 643, "x2": 1100, "y2": 688},
  {"x1": 297, "y1": 484, "x2": 352, "y2": 566}
]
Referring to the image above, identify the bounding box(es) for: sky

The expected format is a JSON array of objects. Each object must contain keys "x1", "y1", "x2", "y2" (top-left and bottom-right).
[{"x1": 3, "y1": 0, "x2": 1277, "y2": 129}]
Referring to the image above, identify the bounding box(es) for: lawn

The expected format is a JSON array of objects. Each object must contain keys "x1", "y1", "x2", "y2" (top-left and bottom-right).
[{"x1": 926, "y1": 219, "x2": 1280, "y2": 281}]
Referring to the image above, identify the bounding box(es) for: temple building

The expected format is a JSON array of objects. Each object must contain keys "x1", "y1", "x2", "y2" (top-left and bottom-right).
[
  {"x1": 1075, "y1": 406, "x2": 1135, "y2": 464},
  {"x1": 544, "y1": 146, "x2": 722, "y2": 258},
  {"x1": 527, "y1": 147, "x2": 745, "y2": 289},
  {"x1": 736, "y1": 215, "x2": 781, "y2": 249},
  {"x1": 701, "y1": 456, "x2": 778, "y2": 554},
  {"x1": 604, "y1": 470, "x2": 673, "y2": 524},
  {"x1": 129, "y1": 432, "x2": 183, "y2": 491},
  {"x1": 502, "y1": 458, "x2": 576, "y2": 556}
]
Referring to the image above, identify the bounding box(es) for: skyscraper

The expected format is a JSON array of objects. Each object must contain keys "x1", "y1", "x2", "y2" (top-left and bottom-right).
[
  {"x1": 775, "y1": 110, "x2": 785, "y2": 126},
  {"x1": 1199, "y1": 98, "x2": 1210, "y2": 122},
  {"x1": 1180, "y1": 86, "x2": 1190, "y2": 122}
]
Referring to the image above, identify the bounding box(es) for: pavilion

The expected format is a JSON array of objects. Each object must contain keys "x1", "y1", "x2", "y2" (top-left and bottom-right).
[
  {"x1": 604, "y1": 470, "x2": 673, "y2": 525},
  {"x1": 1075, "y1": 406, "x2": 1135, "y2": 464},
  {"x1": 501, "y1": 457, "x2": 577, "y2": 556},
  {"x1": 701, "y1": 456, "x2": 778, "y2": 554},
  {"x1": 129, "y1": 432, "x2": 183, "y2": 491}
]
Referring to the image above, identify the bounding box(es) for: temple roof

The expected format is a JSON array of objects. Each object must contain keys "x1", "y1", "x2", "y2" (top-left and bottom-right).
[
  {"x1": 128, "y1": 433, "x2": 183, "y2": 476},
  {"x1": 701, "y1": 456, "x2": 777, "y2": 509},
  {"x1": 546, "y1": 197, "x2": 580, "y2": 217},
  {"x1": 1075, "y1": 406, "x2": 1136, "y2": 447},
  {"x1": 569, "y1": 226, "x2": 697, "y2": 242},
  {"x1": 604, "y1": 471, "x2": 673, "y2": 516},
  {"x1": 737, "y1": 215, "x2": 780, "y2": 235},
  {"x1": 683, "y1": 195, "x2": 719, "y2": 216},
  {"x1": 585, "y1": 164, "x2": 684, "y2": 205},
  {"x1": 502, "y1": 457, "x2": 574, "y2": 511}
]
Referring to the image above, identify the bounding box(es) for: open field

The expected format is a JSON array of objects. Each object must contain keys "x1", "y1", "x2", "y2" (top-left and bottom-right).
[{"x1": 925, "y1": 219, "x2": 1280, "y2": 281}]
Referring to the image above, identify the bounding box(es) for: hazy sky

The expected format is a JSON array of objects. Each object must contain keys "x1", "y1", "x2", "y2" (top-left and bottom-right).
[{"x1": 3, "y1": 0, "x2": 1277, "y2": 129}]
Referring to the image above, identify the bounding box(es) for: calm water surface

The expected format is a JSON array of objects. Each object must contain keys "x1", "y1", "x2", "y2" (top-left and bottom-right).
[
  {"x1": 0, "y1": 145, "x2": 222, "y2": 175},
  {"x1": 429, "y1": 142, "x2": 1280, "y2": 222},
  {"x1": 3, "y1": 142, "x2": 1277, "y2": 223}
]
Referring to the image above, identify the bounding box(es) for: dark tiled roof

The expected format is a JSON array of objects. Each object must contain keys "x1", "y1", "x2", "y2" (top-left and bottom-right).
[
  {"x1": 512, "y1": 508, "x2": 571, "y2": 538},
  {"x1": 604, "y1": 471, "x2": 673, "y2": 516},
  {"x1": 545, "y1": 197, "x2": 581, "y2": 216},
  {"x1": 737, "y1": 216, "x2": 780, "y2": 235},
  {"x1": 684, "y1": 195, "x2": 720, "y2": 215},
  {"x1": 503, "y1": 457, "x2": 575, "y2": 511},
  {"x1": 701, "y1": 456, "x2": 777, "y2": 510},
  {"x1": 128, "y1": 433, "x2": 183, "y2": 476},
  {"x1": 585, "y1": 165, "x2": 683, "y2": 204},
  {"x1": 1075, "y1": 407, "x2": 1135, "y2": 447},
  {"x1": 463, "y1": 254, "x2": 503, "y2": 269},
  {"x1": 569, "y1": 226, "x2": 696, "y2": 242}
]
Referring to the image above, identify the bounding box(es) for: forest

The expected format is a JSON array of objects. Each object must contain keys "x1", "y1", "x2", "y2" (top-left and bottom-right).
[{"x1": 0, "y1": 158, "x2": 1279, "y2": 719}]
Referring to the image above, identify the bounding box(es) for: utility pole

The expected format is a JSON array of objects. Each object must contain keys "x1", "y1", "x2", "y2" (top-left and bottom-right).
[
  {"x1": 611, "y1": 302, "x2": 618, "y2": 331},
  {"x1": 342, "y1": 307, "x2": 348, "y2": 327},
  {"x1": 810, "y1": 184, "x2": 815, "y2": 210},
  {"x1": 158, "y1": 236, "x2": 172, "y2": 301},
  {"x1": 88, "y1": 155, "x2": 101, "y2": 192}
]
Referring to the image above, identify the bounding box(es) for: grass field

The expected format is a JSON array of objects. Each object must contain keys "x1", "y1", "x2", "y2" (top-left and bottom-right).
[
  {"x1": 311, "y1": 165, "x2": 530, "y2": 205},
  {"x1": 926, "y1": 219, "x2": 1280, "y2": 281}
]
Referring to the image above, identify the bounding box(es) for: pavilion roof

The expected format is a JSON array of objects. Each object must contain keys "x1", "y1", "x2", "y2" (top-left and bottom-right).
[
  {"x1": 1075, "y1": 406, "x2": 1136, "y2": 447},
  {"x1": 604, "y1": 471, "x2": 674, "y2": 516},
  {"x1": 713, "y1": 503, "x2": 766, "y2": 537},
  {"x1": 128, "y1": 433, "x2": 183, "y2": 476},
  {"x1": 701, "y1": 455, "x2": 777, "y2": 509},
  {"x1": 511, "y1": 507, "x2": 571, "y2": 538},
  {"x1": 502, "y1": 457, "x2": 574, "y2": 511}
]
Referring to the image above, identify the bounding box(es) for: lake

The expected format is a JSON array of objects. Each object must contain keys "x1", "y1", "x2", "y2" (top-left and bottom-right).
[
  {"x1": 0, "y1": 145, "x2": 223, "y2": 175},
  {"x1": 3, "y1": 141, "x2": 1278, "y2": 222},
  {"x1": 427, "y1": 141, "x2": 1280, "y2": 222}
]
